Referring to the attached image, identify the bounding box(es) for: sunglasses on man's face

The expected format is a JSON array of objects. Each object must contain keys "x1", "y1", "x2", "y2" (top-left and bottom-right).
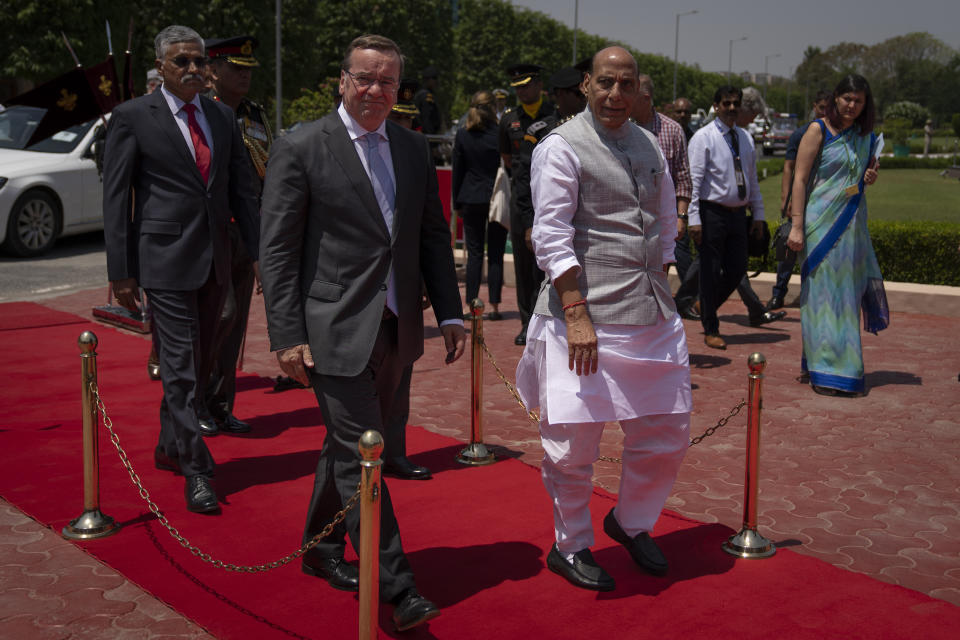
[{"x1": 169, "y1": 56, "x2": 207, "y2": 69}]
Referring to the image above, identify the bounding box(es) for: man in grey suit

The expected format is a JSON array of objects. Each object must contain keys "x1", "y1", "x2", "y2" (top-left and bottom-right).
[
  {"x1": 103, "y1": 25, "x2": 260, "y2": 513},
  {"x1": 259, "y1": 34, "x2": 464, "y2": 632}
]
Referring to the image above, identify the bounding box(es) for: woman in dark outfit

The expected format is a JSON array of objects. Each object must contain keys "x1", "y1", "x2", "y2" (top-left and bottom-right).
[{"x1": 452, "y1": 90, "x2": 507, "y2": 318}]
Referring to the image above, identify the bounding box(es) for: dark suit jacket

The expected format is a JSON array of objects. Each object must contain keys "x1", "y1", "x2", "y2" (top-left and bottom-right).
[
  {"x1": 259, "y1": 111, "x2": 461, "y2": 377},
  {"x1": 451, "y1": 123, "x2": 500, "y2": 207},
  {"x1": 102, "y1": 90, "x2": 260, "y2": 290}
]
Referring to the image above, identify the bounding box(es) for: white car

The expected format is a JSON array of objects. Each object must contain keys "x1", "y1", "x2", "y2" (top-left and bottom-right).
[{"x1": 0, "y1": 106, "x2": 107, "y2": 257}]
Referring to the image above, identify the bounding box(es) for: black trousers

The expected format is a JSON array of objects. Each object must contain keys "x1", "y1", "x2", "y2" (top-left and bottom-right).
[
  {"x1": 303, "y1": 314, "x2": 415, "y2": 601},
  {"x1": 510, "y1": 206, "x2": 544, "y2": 331},
  {"x1": 698, "y1": 201, "x2": 748, "y2": 335},
  {"x1": 383, "y1": 363, "x2": 413, "y2": 464},
  {"x1": 462, "y1": 203, "x2": 507, "y2": 306},
  {"x1": 147, "y1": 266, "x2": 225, "y2": 477},
  {"x1": 203, "y1": 223, "x2": 255, "y2": 420}
]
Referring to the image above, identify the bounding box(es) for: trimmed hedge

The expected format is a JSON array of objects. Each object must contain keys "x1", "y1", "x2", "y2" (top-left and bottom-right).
[
  {"x1": 877, "y1": 156, "x2": 956, "y2": 169},
  {"x1": 749, "y1": 220, "x2": 960, "y2": 286}
]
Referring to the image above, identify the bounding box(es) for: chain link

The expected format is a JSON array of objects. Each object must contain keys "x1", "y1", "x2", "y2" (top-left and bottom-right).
[
  {"x1": 478, "y1": 337, "x2": 746, "y2": 463},
  {"x1": 90, "y1": 380, "x2": 359, "y2": 572}
]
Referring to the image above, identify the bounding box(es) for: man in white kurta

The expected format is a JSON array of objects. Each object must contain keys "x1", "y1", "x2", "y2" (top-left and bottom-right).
[{"x1": 515, "y1": 46, "x2": 692, "y2": 592}]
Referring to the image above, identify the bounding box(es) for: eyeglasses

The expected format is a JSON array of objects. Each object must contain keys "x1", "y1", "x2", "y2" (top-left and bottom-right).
[
  {"x1": 169, "y1": 56, "x2": 207, "y2": 69},
  {"x1": 344, "y1": 70, "x2": 398, "y2": 92},
  {"x1": 674, "y1": 109, "x2": 690, "y2": 114}
]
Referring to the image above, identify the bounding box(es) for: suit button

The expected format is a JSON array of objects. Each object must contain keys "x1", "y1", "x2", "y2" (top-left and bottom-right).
[{"x1": 380, "y1": 284, "x2": 387, "y2": 291}]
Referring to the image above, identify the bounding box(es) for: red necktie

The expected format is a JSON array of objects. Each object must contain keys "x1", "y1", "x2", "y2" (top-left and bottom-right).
[{"x1": 181, "y1": 103, "x2": 210, "y2": 184}]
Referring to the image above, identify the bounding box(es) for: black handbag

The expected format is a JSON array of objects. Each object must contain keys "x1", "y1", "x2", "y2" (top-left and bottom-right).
[{"x1": 773, "y1": 214, "x2": 795, "y2": 263}]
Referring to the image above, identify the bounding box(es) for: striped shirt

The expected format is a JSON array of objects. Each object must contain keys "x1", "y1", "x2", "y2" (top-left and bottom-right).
[{"x1": 638, "y1": 111, "x2": 692, "y2": 202}]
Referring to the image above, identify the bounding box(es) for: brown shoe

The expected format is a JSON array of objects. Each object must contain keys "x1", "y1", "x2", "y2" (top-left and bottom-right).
[{"x1": 704, "y1": 334, "x2": 727, "y2": 350}]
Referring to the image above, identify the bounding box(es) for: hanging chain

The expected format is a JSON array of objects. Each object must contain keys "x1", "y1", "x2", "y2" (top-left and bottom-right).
[
  {"x1": 478, "y1": 337, "x2": 746, "y2": 464},
  {"x1": 90, "y1": 380, "x2": 359, "y2": 572}
]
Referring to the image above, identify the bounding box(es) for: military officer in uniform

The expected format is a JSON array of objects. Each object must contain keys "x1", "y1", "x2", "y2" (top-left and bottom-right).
[
  {"x1": 413, "y1": 66, "x2": 442, "y2": 134},
  {"x1": 493, "y1": 87, "x2": 509, "y2": 121},
  {"x1": 197, "y1": 35, "x2": 272, "y2": 435},
  {"x1": 498, "y1": 63, "x2": 554, "y2": 345}
]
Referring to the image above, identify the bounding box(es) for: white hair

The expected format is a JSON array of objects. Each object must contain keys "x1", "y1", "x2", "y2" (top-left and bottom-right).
[{"x1": 154, "y1": 25, "x2": 204, "y2": 60}]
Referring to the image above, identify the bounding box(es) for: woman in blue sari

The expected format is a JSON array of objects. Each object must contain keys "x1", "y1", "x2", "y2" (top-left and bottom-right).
[{"x1": 786, "y1": 75, "x2": 887, "y2": 397}]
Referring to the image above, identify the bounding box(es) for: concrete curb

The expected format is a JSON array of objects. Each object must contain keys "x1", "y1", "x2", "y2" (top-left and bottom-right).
[{"x1": 455, "y1": 249, "x2": 960, "y2": 318}]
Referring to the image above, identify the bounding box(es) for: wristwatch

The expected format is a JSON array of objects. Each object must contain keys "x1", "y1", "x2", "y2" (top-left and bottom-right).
[{"x1": 678, "y1": 213, "x2": 689, "y2": 220}]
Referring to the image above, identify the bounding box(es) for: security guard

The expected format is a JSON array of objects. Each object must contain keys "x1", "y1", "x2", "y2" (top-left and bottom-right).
[
  {"x1": 198, "y1": 35, "x2": 273, "y2": 435},
  {"x1": 498, "y1": 63, "x2": 554, "y2": 345},
  {"x1": 493, "y1": 87, "x2": 509, "y2": 121},
  {"x1": 414, "y1": 65, "x2": 442, "y2": 134},
  {"x1": 393, "y1": 79, "x2": 421, "y2": 130}
]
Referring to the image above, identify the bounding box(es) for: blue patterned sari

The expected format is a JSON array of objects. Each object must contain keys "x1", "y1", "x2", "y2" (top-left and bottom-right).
[{"x1": 800, "y1": 120, "x2": 888, "y2": 393}]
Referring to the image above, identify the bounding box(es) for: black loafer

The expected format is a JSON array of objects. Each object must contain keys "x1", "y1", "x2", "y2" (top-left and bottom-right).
[
  {"x1": 383, "y1": 457, "x2": 432, "y2": 480},
  {"x1": 184, "y1": 476, "x2": 219, "y2": 514},
  {"x1": 197, "y1": 417, "x2": 219, "y2": 436},
  {"x1": 546, "y1": 545, "x2": 615, "y2": 591},
  {"x1": 147, "y1": 361, "x2": 160, "y2": 381},
  {"x1": 678, "y1": 305, "x2": 701, "y2": 321},
  {"x1": 514, "y1": 330, "x2": 527, "y2": 346},
  {"x1": 154, "y1": 447, "x2": 181, "y2": 474},
  {"x1": 765, "y1": 295, "x2": 785, "y2": 311},
  {"x1": 749, "y1": 310, "x2": 787, "y2": 326},
  {"x1": 219, "y1": 414, "x2": 251, "y2": 434},
  {"x1": 392, "y1": 589, "x2": 441, "y2": 631},
  {"x1": 301, "y1": 556, "x2": 360, "y2": 592},
  {"x1": 603, "y1": 508, "x2": 668, "y2": 576}
]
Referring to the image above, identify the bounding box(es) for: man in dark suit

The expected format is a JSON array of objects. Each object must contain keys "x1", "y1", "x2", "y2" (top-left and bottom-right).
[
  {"x1": 102, "y1": 25, "x2": 260, "y2": 514},
  {"x1": 259, "y1": 34, "x2": 465, "y2": 632}
]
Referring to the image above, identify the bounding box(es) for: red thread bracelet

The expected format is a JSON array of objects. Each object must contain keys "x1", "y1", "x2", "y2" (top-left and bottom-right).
[{"x1": 562, "y1": 299, "x2": 586, "y2": 311}]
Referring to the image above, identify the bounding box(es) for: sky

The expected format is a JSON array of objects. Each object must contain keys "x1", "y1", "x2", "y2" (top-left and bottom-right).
[{"x1": 509, "y1": 0, "x2": 960, "y2": 79}]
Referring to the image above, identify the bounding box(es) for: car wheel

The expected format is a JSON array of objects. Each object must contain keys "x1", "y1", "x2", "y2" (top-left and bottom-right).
[{"x1": 2, "y1": 190, "x2": 61, "y2": 257}]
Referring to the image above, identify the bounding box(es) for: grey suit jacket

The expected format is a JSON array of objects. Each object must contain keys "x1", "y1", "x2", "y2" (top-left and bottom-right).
[
  {"x1": 259, "y1": 111, "x2": 461, "y2": 377},
  {"x1": 102, "y1": 90, "x2": 260, "y2": 290}
]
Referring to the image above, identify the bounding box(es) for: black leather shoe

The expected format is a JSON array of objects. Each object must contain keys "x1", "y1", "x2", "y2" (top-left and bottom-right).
[
  {"x1": 546, "y1": 545, "x2": 615, "y2": 591},
  {"x1": 603, "y1": 508, "x2": 667, "y2": 576},
  {"x1": 514, "y1": 329, "x2": 527, "y2": 346},
  {"x1": 154, "y1": 447, "x2": 181, "y2": 474},
  {"x1": 218, "y1": 414, "x2": 251, "y2": 434},
  {"x1": 301, "y1": 556, "x2": 360, "y2": 592},
  {"x1": 765, "y1": 295, "x2": 785, "y2": 311},
  {"x1": 147, "y1": 361, "x2": 160, "y2": 381},
  {"x1": 383, "y1": 457, "x2": 432, "y2": 480},
  {"x1": 184, "y1": 476, "x2": 219, "y2": 514},
  {"x1": 392, "y1": 589, "x2": 441, "y2": 631},
  {"x1": 749, "y1": 310, "x2": 787, "y2": 326},
  {"x1": 197, "y1": 417, "x2": 219, "y2": 436},
  {"x1": 678, "y1": 304, "x2": 701, "y2": 321}
]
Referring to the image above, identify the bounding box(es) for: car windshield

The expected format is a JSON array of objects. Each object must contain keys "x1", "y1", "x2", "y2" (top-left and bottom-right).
[
  {"x1": 771, "y1": 116, "x2": 797, "y2": 132},
  {"x1": 0, "y1": 106, "x2": 95, "y2": 153}
]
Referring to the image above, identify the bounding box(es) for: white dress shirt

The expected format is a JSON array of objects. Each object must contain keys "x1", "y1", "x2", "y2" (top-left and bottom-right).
[
  {"x1": 686, "y1": 118, "x2": 763, "y2": 226},
  {"x1": 515, "y1": 130, "x2": 692, "y2": 425},
  {"x1": 160, "y1": 84, "x2": 214, "y2": 162}
]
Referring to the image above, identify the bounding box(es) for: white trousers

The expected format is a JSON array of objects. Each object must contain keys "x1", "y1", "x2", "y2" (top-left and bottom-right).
[{"x1": 540, "y1": 413, "x2": 690, "y2": 555}]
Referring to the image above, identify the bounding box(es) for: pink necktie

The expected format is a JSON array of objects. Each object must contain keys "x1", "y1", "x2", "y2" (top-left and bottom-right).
[{"x1": 181, "y1": 103, "x2": 210, "y2": 184}]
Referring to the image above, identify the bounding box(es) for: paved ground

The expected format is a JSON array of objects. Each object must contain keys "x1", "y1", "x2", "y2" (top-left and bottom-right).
[{"x1": 2, "y1": 274, "x2": 958, "y2": 636}]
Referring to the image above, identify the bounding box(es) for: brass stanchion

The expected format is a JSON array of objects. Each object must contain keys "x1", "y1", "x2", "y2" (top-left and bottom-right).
[
  {"x1": 63, "y1": 331, "x2": 119, "y2": 540},
  {"x1": 456, "y1": 299, "x2": 496, "y2": 466},
  {"x1": 358, "y1": 430, "x2": 383, "y2": 640},
  {"x1": 722, "y1": 352, "x2": 775, "y2": 558}
]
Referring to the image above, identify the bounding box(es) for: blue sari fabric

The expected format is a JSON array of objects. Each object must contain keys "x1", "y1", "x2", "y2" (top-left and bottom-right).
[{"x1": 799, "y1": 121, "x2": 887, "y2": 393}]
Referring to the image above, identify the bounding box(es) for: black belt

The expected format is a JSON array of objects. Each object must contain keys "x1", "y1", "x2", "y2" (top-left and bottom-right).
[{"x1": 701, "y1": 200, "x2": 745, "y2": 213}]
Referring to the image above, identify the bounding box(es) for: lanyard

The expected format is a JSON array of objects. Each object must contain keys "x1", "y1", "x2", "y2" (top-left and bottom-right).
[{"x1": 715, "y1": 119, "x2": 740, "y2": 159}]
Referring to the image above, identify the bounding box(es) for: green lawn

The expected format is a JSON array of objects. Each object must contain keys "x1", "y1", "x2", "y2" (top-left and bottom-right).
[{"x1": 757, "y1": 169, "x2": 960, "y2": 224}]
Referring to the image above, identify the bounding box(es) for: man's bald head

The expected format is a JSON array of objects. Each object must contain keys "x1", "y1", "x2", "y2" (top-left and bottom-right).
[
  {"x1": 585, "y1": 46, "x2": 641, "y2": 129},
  {"x1": 590, "y1": 46, "x2": 638, "y2": 76}
]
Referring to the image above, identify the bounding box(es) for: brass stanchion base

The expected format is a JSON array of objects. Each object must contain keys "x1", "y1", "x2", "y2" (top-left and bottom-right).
[
  {"x1": 62, "y1": 509, "x2": 119, "y2": 540},
  {"x1": 722, "y1": 527, "x2": 776, "y2": 559},
  {"x1": 456, "y1": 442, "x2": 496, "y2": 466}
]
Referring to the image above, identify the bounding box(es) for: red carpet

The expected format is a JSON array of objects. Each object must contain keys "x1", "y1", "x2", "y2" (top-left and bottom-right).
[{"x1": 1, "y1": 301, "x2": 957, "y2": 639}]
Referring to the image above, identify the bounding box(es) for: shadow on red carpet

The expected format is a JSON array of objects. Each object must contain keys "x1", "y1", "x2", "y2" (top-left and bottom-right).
[{"x1": 1, "y1": 301, "x2": 957, "y2": 639}]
